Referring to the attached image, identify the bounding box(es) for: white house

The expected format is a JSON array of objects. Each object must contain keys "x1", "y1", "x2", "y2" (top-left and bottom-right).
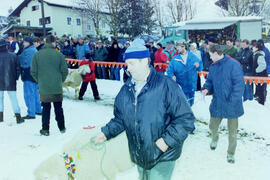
[{"x1": 8, "y1": 0, "x2": 111, "y2": 38}]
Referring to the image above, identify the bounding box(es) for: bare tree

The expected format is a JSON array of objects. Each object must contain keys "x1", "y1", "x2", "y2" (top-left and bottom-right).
[
  {"x1": 166, "y1": 0, "x2": 196, "y2": 24},
  {"x1": 104, "y1": 0, "x2": 121, "y2": 37},
  {"x1": 225, "y1": 0, "x2": 267, "y2": 16},
  {"x1": 75, "y1": 0, "x2": 104, "y2": 38}
]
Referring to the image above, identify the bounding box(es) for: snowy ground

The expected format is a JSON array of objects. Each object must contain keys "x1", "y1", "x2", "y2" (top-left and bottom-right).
[{"x1": 0, "y1": 77, "x2": 270, "y2": 180}]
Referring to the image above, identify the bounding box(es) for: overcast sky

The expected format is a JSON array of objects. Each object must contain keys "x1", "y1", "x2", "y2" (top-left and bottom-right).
[{"x1": 0, "y1": 0, "x2": 24, "y2": 16}]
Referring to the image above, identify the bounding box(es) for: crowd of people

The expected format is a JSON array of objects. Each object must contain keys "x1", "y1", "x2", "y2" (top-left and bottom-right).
[{"x1": 1, "y1": 32, "x2": 270, "y2": 179}]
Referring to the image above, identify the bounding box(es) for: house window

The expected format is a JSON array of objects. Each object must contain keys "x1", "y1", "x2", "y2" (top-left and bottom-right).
[
  {"x1": 26, "y1": 20, "x2": 30, "y2": 26},
  {"x1": 76, "y1": 18, "x2": 81, "y2": 26},
  {"x1": 32, "y1": 5, "x2": 39, "y2": 11},
  {"x1": 87, "y1": 24, "x2": 91, "y2": 30},
  {"x1": 67, "y1": 17, "x2": 72, "y2": 25},
  {"x1": 39, "y1": 17, "x2": 51, "y2": 25}
]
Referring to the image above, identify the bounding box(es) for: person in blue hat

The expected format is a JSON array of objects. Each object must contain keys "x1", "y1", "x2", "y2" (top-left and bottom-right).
[{"x1": 93, "y1": 38, "x2": 195, "y2": 180}]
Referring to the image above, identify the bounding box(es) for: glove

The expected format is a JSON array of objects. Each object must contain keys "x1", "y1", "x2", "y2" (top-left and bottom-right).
[{"x1": 201, "y1": 89, "x2": 208, "y2": 96}]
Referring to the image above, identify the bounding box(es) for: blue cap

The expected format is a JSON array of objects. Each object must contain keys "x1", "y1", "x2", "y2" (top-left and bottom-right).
[{"x1": 124, "y1": 39, "x2": 150, "y2": 61}]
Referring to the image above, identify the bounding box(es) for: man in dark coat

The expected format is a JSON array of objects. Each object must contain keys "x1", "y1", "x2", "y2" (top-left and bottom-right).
[
  {"x1": 0, "y1": 39, "x2": 24, "y2": 124},
  {"x1": 202, "y1": 44, "x2": 245, "y2": 164},
  {"x1": 31, "y1": 35, "x2": 68, "y2": 136},
  {"x1": 235, "y1": 39, "x2": 253, "y2": 101},
  {"x1": 94, "y1": 39, "x2": 195, "y2": 180}
]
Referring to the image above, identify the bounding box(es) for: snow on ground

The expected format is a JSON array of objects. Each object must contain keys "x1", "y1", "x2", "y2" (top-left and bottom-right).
[{"x1": 0, "y1": 78, "x2": 270, "y2": 180}]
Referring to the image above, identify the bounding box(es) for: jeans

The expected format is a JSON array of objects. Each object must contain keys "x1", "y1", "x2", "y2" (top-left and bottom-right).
[
  {"x1": 114, "y1": 67, "x2": 121, "y2": 81},
  {"x1": 109, "y1": 66, "x2": 115, "y2": 80},
  {"x1": 23, "y1": 81, "x2": 42, "y2": 117},
  {"x1": 0, "y1": 91, "x2": 20, "y2": 114},
  {"x1": 97, "y1": 66, "x2": 108, "y2": 79},
  {"x1": 42, "y1": 102, "x2": 65, "y2": 131},
  {"x1": 209, "y1": 117, "x2": 238, "y2": 155},
  {"x1": 79, "y1": 81, "x2": 99, "y2": 98},
  {"x1": 243, "y1": 73, "x2": 253, "y2": 101},
  {"x1": 184, "y1": 91, "x2": 195, "y2": 106},
  {"x1": 137, "y1": 161, "x2": 176, "y2": 180}
]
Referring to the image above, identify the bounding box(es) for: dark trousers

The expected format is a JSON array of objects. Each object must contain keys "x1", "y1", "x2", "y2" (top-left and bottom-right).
[
  {"x1": 196, "y1": 74, "x2": 201, "y2": 91},
  {"x1": 42, "y1": 102, "x2": 65, "y2": 131},
  {"x1": 79, "y1": 81, "x2": 99, "y2": 98},
  {"x1": 255, "y1": 83, "x2": 267, "y2": 105}
]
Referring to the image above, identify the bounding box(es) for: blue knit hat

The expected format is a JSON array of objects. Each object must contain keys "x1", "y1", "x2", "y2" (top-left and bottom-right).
[{"x1": 124, "y1": 38, "x2": 150, "y2": 61}]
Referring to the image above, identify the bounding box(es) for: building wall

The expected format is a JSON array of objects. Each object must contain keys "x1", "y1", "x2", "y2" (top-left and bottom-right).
[
  {"x1": 18, "y1": 0, "x2": 111, "y2": 38},
  {"x1": 240, "y1": 21, "x2": 262, "y2": 40}
]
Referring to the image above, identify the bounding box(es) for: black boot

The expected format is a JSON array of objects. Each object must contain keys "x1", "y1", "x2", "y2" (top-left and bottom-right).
[
  {"x1": 15, "y1": 113, "x2": 24, "y2": 124},
  {"x1": 94, "y1": 96, "x2": 101, "y2": 100},
  {"x1": 40, "y1": 129, "x2": 49, "y2": 136},
  {"x1": 0, "y1": 112, "x2": 3, "y2": 122}
]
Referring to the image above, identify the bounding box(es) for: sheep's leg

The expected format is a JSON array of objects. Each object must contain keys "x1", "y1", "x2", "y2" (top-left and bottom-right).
[{"x1": 75, "y1": 88, "x2": 79, "y2": 99}]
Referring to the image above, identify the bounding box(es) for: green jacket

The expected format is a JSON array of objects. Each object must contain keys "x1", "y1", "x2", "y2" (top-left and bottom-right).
[
  {"x1": 93, "y1": 46, "x2": 108, "y2": 61},
  {"x1": 223, "y1": 46, "x2": 237, "y2": 58},
  {"x1": 31, "y1": 44, "x2": 68, "y2": 95}
]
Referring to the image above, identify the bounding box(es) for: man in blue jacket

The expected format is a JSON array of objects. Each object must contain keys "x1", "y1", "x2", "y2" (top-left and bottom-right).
[
  {"x1": 167, "y1": 41, "x2": 203, "y2": 106},
  {"x1": 75, "y1": 37, "x2": 90, "y2": 60},
  {"x1": 202, "y1": 44, "x2": 245, "y2": 164},
  {"x1": 18, "y1": 36, "x2": 42, "y2": 119},
  {"x1": 94, "y1": 39, "x2": 195, "y2": 180}
]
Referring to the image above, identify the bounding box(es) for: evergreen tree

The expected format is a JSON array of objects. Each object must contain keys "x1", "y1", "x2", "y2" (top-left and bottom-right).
[{"x1": 118, "y1": 0, "x2": 155, "y2": 38}]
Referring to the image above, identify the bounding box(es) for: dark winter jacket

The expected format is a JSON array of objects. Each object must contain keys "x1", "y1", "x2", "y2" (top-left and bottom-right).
[
  {"x1": 18, "y1": 45, "x2": 37, "y2": 82},
  {"x1": 263, "y1": 46, "x2": 270, "y2": 74},
  {"x1": 93, "y1": 46, "x2": 108, "y2": 61},
  {"x1": 118, "y1": 47, "x2": 127, "y2": 63},
  {"x1": 0, "y1": 48, "x2": 20, "y2": 91},
  {"x1": 167, "y1": 52, "x2": 203, "y2": 93},
  {"x1": 200, "y1": 47, "x2": 212, "y2": 71},
  {"x1": 108, "y1": 41, "x2": 120, "y2": 62},
  {"x1": 203, "y1": 55, "x2": 245, "y2": 119},
  {"x1": 223, "y1": 46, "x2": 237, "y2": 58},
  {"x1": 252, "y1": 51, "x2": 268, "y2": 77},
  {"x1": 101, "y1": 68, "x2": 195, "y2": 169},
  {"x1": 31, "y1": 44, "x2": 68, "y2": 102},
  {"x1": 235, "y1": 47, "x2": 253, "y2": 73},
  {"x1": 61, "y1": 45, "x2": 73, "y2": 58}
]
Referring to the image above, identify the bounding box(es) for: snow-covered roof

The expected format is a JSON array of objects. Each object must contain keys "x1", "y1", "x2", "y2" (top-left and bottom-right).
[{"x1": 189, "y1": 16, "x2": 263, "y2": 24}]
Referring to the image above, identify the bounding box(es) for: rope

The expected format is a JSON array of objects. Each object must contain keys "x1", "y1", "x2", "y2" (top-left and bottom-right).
[{"x1": 76, "y1": 137, "x2": 110, "y2": 180}]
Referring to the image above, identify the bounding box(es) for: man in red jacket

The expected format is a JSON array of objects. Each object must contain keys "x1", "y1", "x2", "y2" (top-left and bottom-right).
[{"x1": 78, "y1": 54, "x2": 100, "y2": 100}]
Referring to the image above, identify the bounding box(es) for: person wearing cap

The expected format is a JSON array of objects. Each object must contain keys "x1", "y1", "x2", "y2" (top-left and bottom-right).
[
  {"x1": 94, "y1": 41, "x2": 109, "y2": 79},
  {"x1": 16, "y1": 34, "x2": 24, "y2": 55},
  {"x1": 76, "y1": 37, "x2": 91, "y2": 60},
  {"x1": 31, "y1": 35, "x2": 68, "y2": 136},
  {"x1": 161, "y1": 41, "x2": 177, "y2": 64},
  {"x1": 114, "y1": 40, "x2": 127, "y2": 81},
  {"x1": 166, "y1": 41, "x2": 203, "y2": 106},
  {"x1": 18, "y1": 36, "x2": 42, "y2": 120},
  {"x1": 93, "y1": 38, "x2": 195, "y2": 180},
  {"x1": 0, "y1": 39, "x2": 24, "y2": 124},
  {"x1": 7, "y1": 35, "x2": 20, "y2": 54}
]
